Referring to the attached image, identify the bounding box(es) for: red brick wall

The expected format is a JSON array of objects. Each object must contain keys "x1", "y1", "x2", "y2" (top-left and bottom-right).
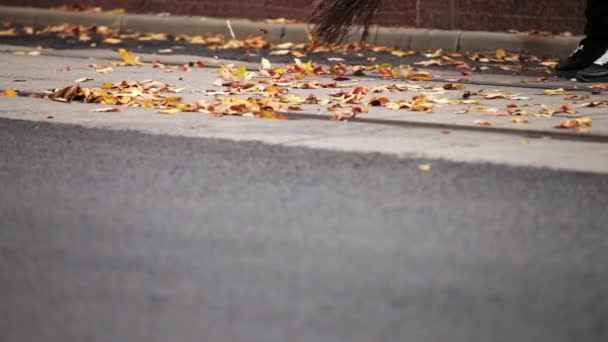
[{"x1": 3, "y1": 0, "x2": 587, "y2": 34}]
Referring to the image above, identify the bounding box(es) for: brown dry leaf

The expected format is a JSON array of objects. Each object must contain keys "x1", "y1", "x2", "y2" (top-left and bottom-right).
[
  {"x1": 511, "y1": 117, "x2": 528, "y2": 124},
  {"x1": 258, "y1": 109, "x2": 287, "y2": 120},
  {"x1": 442, "y1": 83, "x2": 466, "y2": 90},
  {"x1": 554, "y1": 118, "x2": 592, "y2": 129},
  {"x1": 333, "y1": 75, "x2": 351, "y2": 81},
  {"x1": 367, "y1": 96, "x2": 390, "y2": 106},
  {"x1": 474, "y1": 119, "x2": 494, "y2": 126},
  {"x1": 592, "y1": 83, "x2": 608, "y2": 90}
]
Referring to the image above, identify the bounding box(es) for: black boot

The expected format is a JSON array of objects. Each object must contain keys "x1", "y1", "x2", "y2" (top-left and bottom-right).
[
  {"x1": 576, "y1": 49, "x2": 608, "y2": 82},
  {"x1": 556, "y1": 38, "x2": 607, "y2": 78}
]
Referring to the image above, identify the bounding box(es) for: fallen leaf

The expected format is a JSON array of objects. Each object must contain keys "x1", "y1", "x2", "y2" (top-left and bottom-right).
[
  {"x1": 544, "y1": 88, "x2": 573, "y2": 96},
  {"x1": 157, "y1": 108, "x2": 181, "y2": 114},
  {"x1": 103, "y1": 37, "x2": 122, "y2": 44},
  {"x1": 95, "y1": 66, "x2": 113, "y2": 73},
  {"x1": 261, "y1": 57, "x2": 272, "y2": 70},
  {"x1": 554, "y1": 118, "x2": 592, "y2": 129},
  {"x1": 258, "y1": 109, "x2": 287, "y2": 120},
  {"x1": 90, "y1": 107, "x2": 121, "y2": 112},
  {"x1": 474, "y1": 119, "x2": 494, "y2": 126},
  {"x1": 1, "y1": 89, "x2": 19, "y2": 96},
  {"x1": 116, "y1": 48, "x2": 142, "y2": 66},
  {"x1": 495, "y1": 49, "x2": 507, "y2": 60},
  {"x1": 418, "y1": 163, "x2": 432, "y2": 171},
  {"x1": 74, "y1": 77, "x2": 93, "y2": 83},
  {"x1": 269, "y1": 49, "x2": 291, "y2": 56}
]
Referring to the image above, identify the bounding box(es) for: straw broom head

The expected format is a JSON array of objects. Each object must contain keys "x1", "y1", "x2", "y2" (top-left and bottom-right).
[{"x1": 311, "y1": 0, "x2": 382, "y2": 43}]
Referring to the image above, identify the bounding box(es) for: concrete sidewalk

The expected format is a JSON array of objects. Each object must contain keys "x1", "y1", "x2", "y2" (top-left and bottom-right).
[
  {"x1": 1, "y1": 44, "x2": 607, "y2": 138},
  {"x1": 1, "y1": 45, "x2": 607, "y2": 173}
]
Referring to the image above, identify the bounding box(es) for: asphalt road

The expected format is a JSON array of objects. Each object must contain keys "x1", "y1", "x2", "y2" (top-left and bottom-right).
[{"x1": 1, "y1": 118, "x2": 607, "y2": 342}]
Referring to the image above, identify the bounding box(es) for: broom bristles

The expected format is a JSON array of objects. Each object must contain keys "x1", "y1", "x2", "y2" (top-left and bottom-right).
[{"x1": 311, "y1": 0, "x2": 381, "y2": 43}]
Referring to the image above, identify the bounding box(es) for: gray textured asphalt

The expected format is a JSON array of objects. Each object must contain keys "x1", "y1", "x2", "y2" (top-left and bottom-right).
[{"x1": 1, "y1": 118, "x2": 607, "y2": 342}]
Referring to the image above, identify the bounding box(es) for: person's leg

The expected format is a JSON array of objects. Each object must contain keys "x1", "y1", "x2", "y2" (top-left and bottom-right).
[
  {"x1": 584, "y1": 0, "x2": 608, "y2": 43},
  {"x1": 556, "y1": 0, "x2": 608, "y2": 79},
  {"x1": 576, "y1": 0, "x2": 608, "y2": 81}
]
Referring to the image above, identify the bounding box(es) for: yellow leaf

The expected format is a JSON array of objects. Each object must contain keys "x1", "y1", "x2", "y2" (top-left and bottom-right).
[
  {"x1": 2, "y1": 89, "x2": 19, "y2": 96},
  {"x1": 0, "y1": 29, "x2": 16, "y2": 36},
  {"x1": 495, "y1": 49, "x2": 507, "y2": 60},
  {"x1": 280, "y1": 94, "x2": 303, "y2": 105},
  {"x1": 156, "y1": 108, "x2": 181, "y2": 114},
  {"x1": 235, "y1": 65, "x2": 247, "y2": 79},
  {"x1": 544, "y1": 88, "x2": 573, "y2": 96},
  {"x1": 118, "y1": 48, "x2": 141, "y2": 65},
  {"x1": 418, "y1": 163, "x2": 432, "y2": 171},
  {"x1": 103, "y1": 37, "x2": 122, "y2": 44}
]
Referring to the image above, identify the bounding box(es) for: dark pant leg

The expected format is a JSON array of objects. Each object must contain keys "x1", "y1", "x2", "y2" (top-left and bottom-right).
[{"x1": 585, "y1": 0, "x2": 608, "y2": 43}]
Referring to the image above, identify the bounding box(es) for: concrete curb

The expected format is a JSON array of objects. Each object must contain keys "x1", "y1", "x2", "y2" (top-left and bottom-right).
[{"x1": 0, "y1": 5, "x2": 581, "y2": 58}]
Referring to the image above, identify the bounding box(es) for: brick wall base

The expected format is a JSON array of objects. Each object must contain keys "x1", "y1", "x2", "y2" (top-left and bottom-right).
[{"x1": 2, "y1": 0, "x2": 587, "y2": 34}]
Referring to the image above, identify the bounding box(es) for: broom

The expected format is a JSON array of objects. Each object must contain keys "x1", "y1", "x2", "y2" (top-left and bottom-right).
[{"x1": 311, "y1": 0, "x2": 382, "y2": 43}]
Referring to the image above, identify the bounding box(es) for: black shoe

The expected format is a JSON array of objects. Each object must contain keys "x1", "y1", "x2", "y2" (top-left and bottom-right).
[
  {"x1": 556, "y1": 38, "x2": 607, "y2": 78},
  {"x1": 576, "y1": 50, "x2": 608, "y2": 82}
]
